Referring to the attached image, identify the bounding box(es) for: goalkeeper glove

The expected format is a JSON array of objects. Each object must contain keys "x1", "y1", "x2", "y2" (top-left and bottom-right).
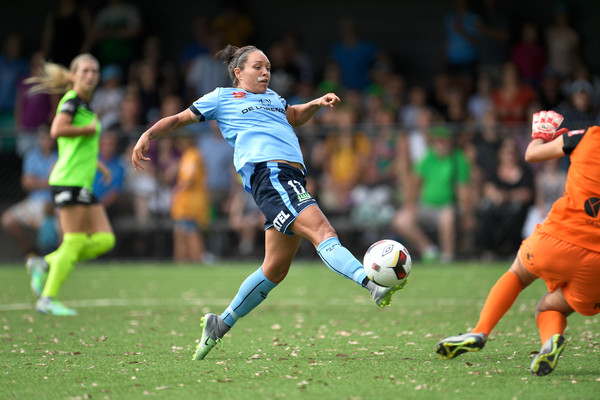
[{"x1": 531, "y1": 110, "x2": 567, "y2": 142}]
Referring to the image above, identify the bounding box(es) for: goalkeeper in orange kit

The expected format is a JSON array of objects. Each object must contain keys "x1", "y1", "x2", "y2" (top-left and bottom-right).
[{"x1": 435, "y1": 110, "x2": 600, "y2": 376}]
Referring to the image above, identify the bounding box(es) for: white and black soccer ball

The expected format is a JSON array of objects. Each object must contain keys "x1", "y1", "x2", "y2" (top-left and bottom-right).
[{"x1": 363, "y1": 239, "x2": 412, "y2": 287}]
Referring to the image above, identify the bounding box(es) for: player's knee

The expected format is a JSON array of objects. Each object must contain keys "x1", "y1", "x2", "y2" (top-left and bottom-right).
[{"x1": 95, "y1": 232, "x2": 116, "y2": 254}]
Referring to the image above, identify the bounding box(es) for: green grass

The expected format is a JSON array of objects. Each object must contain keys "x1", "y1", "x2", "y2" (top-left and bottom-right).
[{"x1": 1, "y1": 260, "x2": 599, "y2": 400}]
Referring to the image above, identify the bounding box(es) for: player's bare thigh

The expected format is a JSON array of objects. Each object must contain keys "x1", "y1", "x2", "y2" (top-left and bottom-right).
[
  {"x1": 509, "y1": 250, "x2": 539, "y2": 288},
  {"x1": 290, "y1": 205, "x2": 336, "y2": 247},
  {"x1": 58, "y1": 204, "x2": 112, "y2": 234}
]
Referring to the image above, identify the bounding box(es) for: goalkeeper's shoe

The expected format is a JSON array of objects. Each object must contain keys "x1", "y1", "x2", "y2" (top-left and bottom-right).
[
  {"x1": 530, "y1": 334, "x2": 567, "y2": 376},
  {"x1": 26, "y1": 256, "x2": 49, "y2": 298},
  {"x1": 435, "y1": 332, "x2": 487, "y2": 359},
  {"x1": 193, "y1": 313, "x2": 229, "y2": 360},
  {"x1": 35, "y1": 297, "x2": 78, "y2": 316},
  {"x1": 370, "y1": 279, "x2": 408, "y2": 308}
]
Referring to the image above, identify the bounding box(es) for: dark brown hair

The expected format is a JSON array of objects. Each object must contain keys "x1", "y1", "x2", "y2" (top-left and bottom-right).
[{"x1": 215, "y1": 44, "x2": 260, "y2": 86}]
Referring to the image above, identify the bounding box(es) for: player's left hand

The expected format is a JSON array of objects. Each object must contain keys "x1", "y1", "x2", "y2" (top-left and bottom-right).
[
  {"x1": 318, "y1": 93, "x2": 341, "y2": 108},
  {"x1": 532, "y1": 110, "x2": 567, "y2": 142}
]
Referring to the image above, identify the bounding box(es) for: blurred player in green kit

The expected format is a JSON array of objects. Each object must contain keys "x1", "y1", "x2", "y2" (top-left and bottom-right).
[{"x1": 25, "y1": 54, "x2": 115, "y2": 315}]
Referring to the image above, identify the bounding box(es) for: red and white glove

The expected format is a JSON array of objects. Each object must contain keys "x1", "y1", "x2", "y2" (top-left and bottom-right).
[{"x1": 531, "y1": 110, "x2": 567, "y2": 142}]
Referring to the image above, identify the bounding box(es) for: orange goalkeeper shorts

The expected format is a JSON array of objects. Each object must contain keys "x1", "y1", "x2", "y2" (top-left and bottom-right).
[{"x1": 520, "y1": 227, "x2": 600, "y2": 316}]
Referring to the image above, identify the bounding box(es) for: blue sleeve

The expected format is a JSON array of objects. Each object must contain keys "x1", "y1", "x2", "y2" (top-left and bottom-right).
[
  {"x1": 22, "y1": 152, "x2": 35, "y2": 175},
  {"x1": 191, "y1": 88, "x2": 220, "y2": 121}
]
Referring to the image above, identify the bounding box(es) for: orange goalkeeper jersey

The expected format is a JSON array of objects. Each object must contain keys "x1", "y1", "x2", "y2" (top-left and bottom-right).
[{"x1": 540, "y1": 126, "x2": 600, "y2": 252}]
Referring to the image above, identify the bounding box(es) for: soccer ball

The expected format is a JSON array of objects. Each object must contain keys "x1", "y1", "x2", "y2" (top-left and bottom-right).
[{"x1": 363, "y1": 239, "x2": 412, "y2": 287}]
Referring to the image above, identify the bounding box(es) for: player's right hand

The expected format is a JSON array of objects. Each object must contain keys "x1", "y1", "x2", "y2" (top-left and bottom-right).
[{"x1": 131, "y1": 134, "x2": 151, "y2": 170}]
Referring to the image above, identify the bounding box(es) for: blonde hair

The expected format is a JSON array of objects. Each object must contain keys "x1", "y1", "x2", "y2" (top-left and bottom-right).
[{"x1": 26, "y1": 53, "x2": 99, "y2": 95}]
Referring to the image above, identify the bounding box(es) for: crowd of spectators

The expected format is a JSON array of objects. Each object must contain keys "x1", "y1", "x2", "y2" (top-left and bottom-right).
[{"x1": 1, "y1": 0, "x2": 600, "y2": 262}]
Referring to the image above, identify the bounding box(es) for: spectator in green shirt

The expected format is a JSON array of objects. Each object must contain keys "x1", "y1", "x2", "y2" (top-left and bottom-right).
[{"x1": 391, "y1": 126, "x2": 473, "y2": 263}]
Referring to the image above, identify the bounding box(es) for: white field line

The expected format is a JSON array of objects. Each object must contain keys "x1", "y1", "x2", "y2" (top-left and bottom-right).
[{"x1": 0, "y1": 297, "x2": 505, "y2": 312}]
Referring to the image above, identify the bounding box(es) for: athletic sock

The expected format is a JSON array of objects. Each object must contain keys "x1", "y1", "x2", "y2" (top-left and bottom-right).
[
  {"x1": 317, "y1": 237, "x2": 367, "y2": 286},
  {"x1": 472, "y1": 271, "x2": 523, "y2": 336},
  {"x1": 41, "y1": 232, "x2": 88, "y2": 298},
  {"x1": 78, "y1": 232, "x2": 116, "y2": 262},
  {"x1": 221, "y1": 266, "x2": 277, "y2": 327},
  {"x1": 536, "y1": 310, "x2": 567, "y2": 344}
]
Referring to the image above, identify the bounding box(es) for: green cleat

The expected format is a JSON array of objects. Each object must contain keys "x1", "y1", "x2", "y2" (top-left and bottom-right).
[
  {"x1": 36, "y1": 297, "x2": 77, "y2": 316},
  {"x1": 531, "y1": 334, "x2": 567, "y2": 376},
  {"x1": 435, "y1": 332, "x2": 487, "y2": 359},
  {"x1": 370, "y1": 279, "x2": 408, "y2": 308},
  {"x1": 26, "y1": 256, "x2": 49, "y2": 298},
  {"x1": 193, "y1": 313, "x2": 228, "y2": 360}
]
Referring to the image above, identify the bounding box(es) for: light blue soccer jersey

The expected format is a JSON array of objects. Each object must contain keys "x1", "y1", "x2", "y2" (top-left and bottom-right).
[{"x1": 190, "y1": 87, "x2": 304, "y2": 191}]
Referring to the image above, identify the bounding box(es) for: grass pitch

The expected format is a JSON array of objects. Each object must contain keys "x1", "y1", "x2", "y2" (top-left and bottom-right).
[{"x1": 1, "y1": 260, "x2": 599, "y2": 399}]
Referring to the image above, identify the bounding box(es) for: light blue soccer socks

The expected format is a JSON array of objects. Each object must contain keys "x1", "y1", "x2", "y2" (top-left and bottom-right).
[
  {"x1": 317, "y1": 237, "x2": 367, "y2": 286},
  {"x1": 221, "y1": 266, "x2": 277, "y2": 327}
]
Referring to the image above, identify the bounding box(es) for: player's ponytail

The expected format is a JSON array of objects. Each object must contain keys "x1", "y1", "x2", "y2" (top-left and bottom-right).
[
  {"x1": 215, "y1": 45, "x2": 259, "y2": 86},
  {"x1": 26, "y1": 53, "x2": 99, "y2": 95}
]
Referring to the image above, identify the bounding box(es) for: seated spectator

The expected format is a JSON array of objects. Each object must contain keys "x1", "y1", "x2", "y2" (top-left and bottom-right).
[
  {"x1": 1, "y1": 126, "x2": 58, "y2": 256},
  {"x1": 545, "y1": 3, "x2": 581, "y2": 79},
  {"x1": 0, "y1": 31, "x2": 29, "y2": 133},
  {"x1": 396, "y1": 106, "x2": 434, "y2": 189},
  {"x1": 392, "y1": 126, "x2": 472, "y2": 263},
  {"x1": 491, "y1": 62, "x2": 537, "y2": 126},
  {"x1": 319, "y1": 106, "x2": 371, "y2": 213},
  {"x1": 329, "y1": 19, "x2": 377, "y2": 91},
  {"x1": 90, "y1": 0, "x2": 142, "y2": 70},
  {"x1": 91, "y1": 64, "x2": 125, "y2": 129},
  {"x1": 557, "y1": 79, "x2": 597, "y2": 130},
  {"x1": 399, "y1": 85, "x2": 428, "y2": 131},
  {"x1": 196, "y1": 120, "x2": 234, "y2": 219},
  {"x1": 171, "y1": 135, "x2": 210, "y2": 263},
  {"x1": 15, "y1": 51, "x2": 54, "y2": 157},
  {"x1": 92, "y1": 130, "x2": 126, "y2": 218},
  {"x1": 470, "y1": 108, "x2": 503, "y2": 198},
  {"x1": 476, "y1": 137, "x2": 534, "y2": 259},
  {"x1": 522, "y1": 157, "x2": 567, "y2": 238},
  {"x1": 466, "y1": 73, "x2": 494, "y2": 129},
  {"x1": 227, "y1": 179, "x2": 264, "y2": 256},
  {"x1": 510, "y1": 21, "x2": 546, "y2": 89},
  {"x1": 184, "y1": 33, "x2": 229, "y2": 103}
]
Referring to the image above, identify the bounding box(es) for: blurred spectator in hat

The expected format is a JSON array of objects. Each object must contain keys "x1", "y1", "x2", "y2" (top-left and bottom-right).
[{"x1": 556, "y1": 79, "x2": 597, "y2": 130}]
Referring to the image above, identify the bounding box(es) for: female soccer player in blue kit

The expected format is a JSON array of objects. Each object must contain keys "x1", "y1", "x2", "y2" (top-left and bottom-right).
[{"x1": 131, "y1": 45, "x2": 405, "y2": 360}]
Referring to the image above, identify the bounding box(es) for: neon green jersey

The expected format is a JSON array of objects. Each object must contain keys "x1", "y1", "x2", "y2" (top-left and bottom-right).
[{"x1": 49, "y1": 90, "x2": 101, "y2": 191}]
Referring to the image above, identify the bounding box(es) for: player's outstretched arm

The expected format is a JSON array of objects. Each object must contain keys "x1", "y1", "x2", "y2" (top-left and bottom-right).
[
  {"x1": 286, "y1": 93, "x2": 340, "y2": 127},
  {"x1": 525, "y1": 135, "x2": 565, "y2": 163},
  {"x1": 132, "y1": 109, "x2": 198, "y2": 170}
]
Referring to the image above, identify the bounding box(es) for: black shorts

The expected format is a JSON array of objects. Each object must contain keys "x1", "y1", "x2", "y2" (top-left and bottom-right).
[
  {"x1": 250, "y1": 162, "x2": 317, "y2": 235},
  {"x1": 51, "y1": 185, "x2": 98, "y2": 207}
]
